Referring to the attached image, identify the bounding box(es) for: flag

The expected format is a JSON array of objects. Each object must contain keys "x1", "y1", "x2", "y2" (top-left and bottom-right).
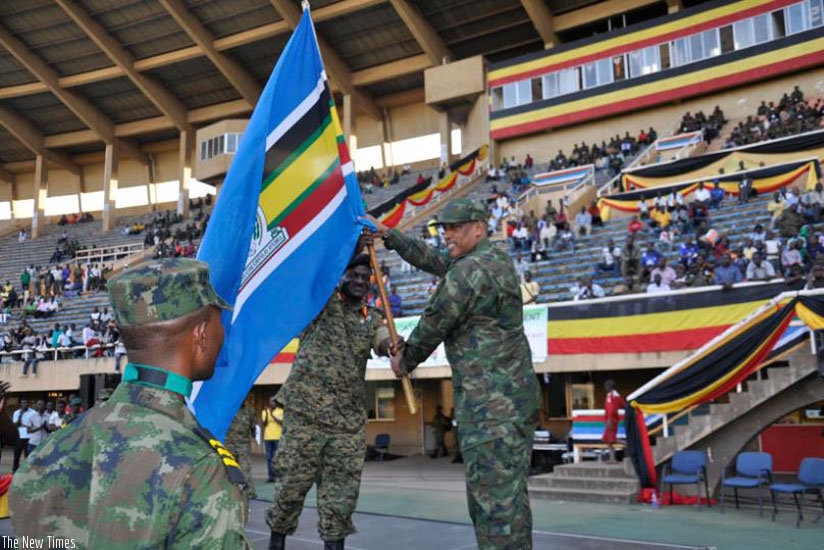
[{"x1": 191, "y1": 7, "x2": 366, "y2": 440}]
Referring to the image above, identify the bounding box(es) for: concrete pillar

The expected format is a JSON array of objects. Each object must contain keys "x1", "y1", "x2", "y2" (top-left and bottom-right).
[
  {"x1": 382, "y1": 107, "x2": 394, "y2": 169},
  {"x1": 438, "y1": 111, "x2": 452, "y2": 168},
  {"x1": 102, "y1": 143, "x2": 119, "y2": 232},
  {"x1": 343, "y1": 94, "x2": 356, "y2": 155},
  {"x1": 178, "y1": 130, "x2": 192, "y2": 219},
  {"x1": 31, "y1": 153, "x2": 48, "y2": 239}
]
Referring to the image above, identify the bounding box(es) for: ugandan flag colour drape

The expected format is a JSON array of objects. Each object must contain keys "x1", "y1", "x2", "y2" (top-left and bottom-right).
[{"x1": 626, "y1": 293, "x2": 824, "y2": 488}]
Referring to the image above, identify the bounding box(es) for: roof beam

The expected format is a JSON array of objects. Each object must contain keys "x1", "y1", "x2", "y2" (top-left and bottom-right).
[
  {"x1": 0, "y1": 167, "x2": 13, "y2": 183},
  {"x1": 268, "y1": 0, "x2": 380, "y2": 120},
  {"x1": 157, "y1": 0, "x2": 262, "y2": 106},
  {"x1": 0, "y1": 105, "x2": 81, "y2": 175},
  {"x1": 388, "y1": 0, "x2": 451, "y2": 65},
  {"x1": 520, "y1": 0, "x2": 560, "y2": 48},
  {"x1": 55, "y1": 0, "x2": 190, "y2": 131},
  {"x1": 0, "y1": 23, "x2": 148, "y2": 164}
]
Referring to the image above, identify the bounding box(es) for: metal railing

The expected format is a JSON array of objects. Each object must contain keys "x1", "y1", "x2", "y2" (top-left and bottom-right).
[
  {"x1": 72, "y1": 243, "x2": 144, "y2": 265},
  {"x1": 0, "y1": 342, "x2": 118, "y2": 363}
]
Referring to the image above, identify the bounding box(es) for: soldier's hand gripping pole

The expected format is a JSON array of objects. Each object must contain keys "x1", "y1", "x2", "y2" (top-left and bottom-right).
[{"x1": 366, "y1": 242, "x2": 417, "y2": 415}]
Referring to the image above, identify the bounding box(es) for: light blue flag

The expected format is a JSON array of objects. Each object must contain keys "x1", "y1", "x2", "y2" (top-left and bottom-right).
[{"x1": 192, "y1": 7, "x2": 366, "y2": 440}]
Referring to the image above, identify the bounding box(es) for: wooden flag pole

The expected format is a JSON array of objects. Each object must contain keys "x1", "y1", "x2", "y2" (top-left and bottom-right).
[{"x1": 366, "y1": 243, "x2": 417, "y2": 415}]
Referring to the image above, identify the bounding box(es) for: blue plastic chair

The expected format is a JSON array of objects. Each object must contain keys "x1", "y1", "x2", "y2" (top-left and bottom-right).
[
  {"x1": 721, "y1": 452, "x2": 773, "y2": 516},
  {"x1": 373, "y1": 433, "x2": 390, "y2": 462},
  {"x1": 769, "y1": 457, "x2": 824, "y2": 528},
  {"x1": 660, "y1": 450, "x2": 710, "y2": 508}
]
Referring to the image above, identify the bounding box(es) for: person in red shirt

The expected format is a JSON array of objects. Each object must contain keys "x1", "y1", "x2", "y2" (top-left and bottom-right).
[
  {"x1": 627, "y1": 215, "x2": 644, "y2": 235},
  {"x1": 587, "y1": 200, "x2": 603, "y2": 227},
  {"x1": 602, "y1": 379, "x2": 626, "y2": 463},
  {"x1": 554, "y1": 209, "x2": 568, "y2": 231}
]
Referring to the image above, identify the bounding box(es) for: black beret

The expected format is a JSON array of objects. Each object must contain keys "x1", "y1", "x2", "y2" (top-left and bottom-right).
[{"x1": 347, "y1": 253, "x2": 371, "y2": 271}]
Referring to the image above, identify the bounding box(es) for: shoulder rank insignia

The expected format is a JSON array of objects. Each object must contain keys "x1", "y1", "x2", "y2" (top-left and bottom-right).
[{"x1": 195, "y1": 427, "x2": 248, "y2": 488}]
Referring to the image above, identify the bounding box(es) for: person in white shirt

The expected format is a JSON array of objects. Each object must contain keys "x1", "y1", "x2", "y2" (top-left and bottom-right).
[
  {"x1": 574, "y1": 277, "x2": 605, "y2": 301},
  {"x1": 650, "y1": 258, "x2": 677, "y2": 287},
  {"x1": 82, "y1": 324, "x2": 96, "y2": 346},
  {"x1": 574, "y1": 207, "x2": 592, "y2": 236},
  {"x1": 540, "y1": 223, "x2": 557, "y2": 249},
  {"x1": 12, "y1": 400, "x2": 34, "y2": 471},
  {"x1": 594, "y1": 240, "x2": 621, "y2": 276},
  {"x1": 646, "y1": 273, "x2": 671, "y2": 294},
  {"x1": 23, "y1": 400, "x2": 47, "y2": 454},
  {"x1": 693, "y1": 182, "x2": 711, "y2": 206}
]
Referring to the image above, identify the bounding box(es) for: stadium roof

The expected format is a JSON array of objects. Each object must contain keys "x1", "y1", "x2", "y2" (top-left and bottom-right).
[{"x1": 0, "y1": 0, "x2": 713, "y2": 171}]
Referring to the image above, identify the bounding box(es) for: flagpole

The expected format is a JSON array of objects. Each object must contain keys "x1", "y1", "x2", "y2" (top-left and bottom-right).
[{"x1": 367, "y1": 243, "x2": 417, "y2": 415}]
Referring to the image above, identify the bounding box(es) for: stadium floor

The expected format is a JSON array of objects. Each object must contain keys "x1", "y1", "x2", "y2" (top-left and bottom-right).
[{"x1": 2, "y1": 453, "x2": 821, "y2": 549}]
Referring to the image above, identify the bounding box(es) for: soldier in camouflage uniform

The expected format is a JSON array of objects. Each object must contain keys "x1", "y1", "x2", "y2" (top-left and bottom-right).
[
  {"x1": 226, "y1": 396, "x2": 258, "y2": 499},
  {"x1": 267, "y1": 239, "x2": 391, "y2": 550},
  {"x1": 9, "y1": 258, "x2": 252, "y2": 549},
  {"x1": 368, "y1": 199, "x2": 541, "y2": 550}
]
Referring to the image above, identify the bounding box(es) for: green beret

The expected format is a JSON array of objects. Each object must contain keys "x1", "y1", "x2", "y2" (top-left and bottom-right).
[
  {"x1": 435, "y1": 199, "x2": 488, "y2": 225},
  {"x1": 107, "y1": 258, "x2": 231, "y2": 327}
]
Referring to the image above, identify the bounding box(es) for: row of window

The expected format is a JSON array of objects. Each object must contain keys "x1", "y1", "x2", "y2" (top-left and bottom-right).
[
  {"x1": 492, "y1": 0, "x2": 824, "y2": 111},
  {"x1": 199, "y1": 132, "x2": 243, "y2": 161}
]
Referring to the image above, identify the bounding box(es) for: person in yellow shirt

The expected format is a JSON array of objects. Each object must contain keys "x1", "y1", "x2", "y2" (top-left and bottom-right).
[
  {"x1": 650, "y1": 205, "x2": 671, "y2": 230},
  {"x1": 768, "y1": 192, "x2": 785, "y2": 230},
  {"x1": 262, "y1": 395, "x2": 284, "y2": 483}
]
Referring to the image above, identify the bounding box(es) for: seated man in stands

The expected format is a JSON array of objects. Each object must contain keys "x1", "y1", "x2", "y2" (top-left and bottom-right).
[
  {"x1": 746, "y1": 252, "x2": 776, "y2": 282},
  {"x1": 780, "y1": 239, "x2": 804, "y2": 276},
  {"x1": 709, "y1": 181, "x2": 725, "y2": 209},
  {"x1": 574, "y1": 206, "x2": 592, "y2": 237},
  {"x1": 713, "y1": 253, "x2": 743, "y2": 290},
  {"x1": 573, "y1": 277, "x2": 604, "y2": 301},
  {"x1": 640, "y1": 242, "x2": 662, "y2": 282},
  {"x1": 587, "y1": 201, "x2": 603, "y2": 228},
  {"x1": 646, "y1": 273, "x2": 670, "y2": 294},
  {"x1": 678, "y1": 235, "x2": 699, "y2": 266},
  {"x1": 626, "y1": 215, "x2": 644, "y2": 236},
  {"x1": 520, "y1": 271, "x2": 540, "y2": 305},
  {"x1": 802, "y1": 182, "x2": 824, "y2": 223},
  {"x1": 554, "y1": 223, "x2": 576, "y2": 252},
  {"x1": 594, "y1": 239, "x2": 621, "y2": 277},
  {"x1": 776, "y1": 205, "x2": 804, "y2": 239},
  {"x1": 650, "y1": 258, "x2": 677, "y2": 288},
  {"x1": 692, "y1": 182, "x2": 711, "y2": 209}
]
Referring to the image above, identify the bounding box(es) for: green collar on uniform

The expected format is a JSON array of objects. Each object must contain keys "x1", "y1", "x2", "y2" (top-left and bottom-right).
[{"x1": 123, "y1": 363, "x2": 193, "y2": 398}]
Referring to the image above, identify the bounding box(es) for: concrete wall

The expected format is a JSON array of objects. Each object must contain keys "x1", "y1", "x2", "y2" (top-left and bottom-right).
[{"x1": 495, "y1": 67, "x2": 824, "y2": 165}]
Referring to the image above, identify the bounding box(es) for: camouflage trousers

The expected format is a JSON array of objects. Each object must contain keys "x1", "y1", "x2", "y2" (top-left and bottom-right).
[
  {"x1": 462, "y1": 425, "x2": 534, "y2": 550},
  {"x1": 266, "y1": 411, "x2": 365, "y2": 541}
]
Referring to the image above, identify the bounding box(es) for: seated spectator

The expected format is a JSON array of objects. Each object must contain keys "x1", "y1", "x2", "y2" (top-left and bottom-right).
[
  {"x1": 587, "y1": 201, "x2": 603, "y2": 227},
  {"x1": 749, "y1": 224, "x2": 767, "y2": 243},
  {"x1": 530, "y1": 232, "x2": 547, "y2": 262},
  {"x1": 650, "y1": 258, "x2": 677, "y2": 287},
  {"x1": 641, "y1": 242, "x2": 663, "y2": 281},
  {"x1": 776, "y1": 206, "x2": 804, "y2": 239},
  {"x1": 513, "y1": 253, "x2": 529, "y2": 282},
  {"x1": 18, "y1": 230, "x2": 26, "y2": 243},
  {"x1": 638, "y1": 200, "x2": 649, "y2": 220},
  {"x1": 713, "y1": 254, "x2": 743, "y2": 289},
  {"x1": 512, "y1": 223, "x2": 529, "y2": 252},
  {"x1": 553, "y1": 207, "x2": 568, "y2": 231},
  {"x1": 573, "y1": 277, "x2": 605, "y2": 301},
  {"x1": 768, "y1": 192, "x2": 785, "y2": 230},
  {"x1": 689, "y1": 202, "x2": 709, "y2": 229},
  {"x1": 781, "y1": 240, "x2": 804, "y2": 275},
  {"x1": 658, "y1": 227, "x2": 675, "y2": 252},
  {"x1": 746, "y1": 252, "x2": 776, "y2": 281},
  {"x1": 416, "y1": 173, "x2": 425, "y2": 185},
  {"x1": 627, "y1": 215, "x2": 644, "y2": 236},
  {"x1": 574, "y1": 206, "x2": 592, "y2": 236},
  {"x1": 427, "y1": 278, "x2": 438, "y2": 295},
  {"x1": 594, "y1": 239, "x2": 621, "y2": 277},
  {"x1": 524, "y1": 154, "x2": 534, "y2": 169},
  {"x1": 521, "y1": 271, "x2": 540, "y2": 305},
  {"x1": 763, "y1": 231, "x2": 781, "y2": 266},
  {"x1": 554, "y1": 223, "x2": 576, "y2": 252},
  {"x1": 709, "y1": 181, "x2": 725, "y2": 209},
  {"x1": 646, "y1": 273, "x2": 671, "y2": 294},
  {"x1": 540, "y1": 221, "x2": 556, "y2": 250},
  {"x1": 678, "y1": 236, "x2": 699, "y2": 266},
  {"x1": 692, "y1": 182, "x2": 711, "y2": 208},
  {"x1": 672, "y1": 263, "x2": 690, "y2": 289},
  {"x1": 649, "y1": 205, "x2": 671, "y2": 233}
]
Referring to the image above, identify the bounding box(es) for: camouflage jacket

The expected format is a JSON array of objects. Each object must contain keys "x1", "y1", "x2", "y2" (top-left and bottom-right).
[
  {"x1": 225, "y1": 404, "x2": 256, "y2": 449},
  {"x1": 9, "y1": 381, "x2": 252, "y2": 549},
  {"x1": 384, "y1": 230, "x2": 540, "y2": 449},
  {"x1": 277, "y1": 291, "x2": 389, "y2": 433}
]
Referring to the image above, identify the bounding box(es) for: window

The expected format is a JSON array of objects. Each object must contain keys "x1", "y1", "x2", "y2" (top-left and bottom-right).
[
  {"x1": 629, "y1": 45, "x2": 661, "y2": 77},
  {"x1": 502, "y1": 80, "x2": 532, "y2": 108},
  {"x1": 200, "y1": 141, "x2": 207, "y2": 161},
  {"x1": 570, "y1": 383, "x2": 594, "y2": 410},
  {"x1": 672, "y1": 29, "x2": 720, "y2": 66},
  {"x1": 365, "y1": 382, "x2": 395, "y2": 421},
  {"x1": 491, "y1": 87, "x2": 504, "y2": 110},
  {"x1": 227, "y1": 133, "x2": 237, "y2": 153},
  {"x1": 734, "y1": 14, "x2": 772, "y2": 49},
  {"x1": 582, "y1": 58, "x2": 613, "y2": 88},
  {"x1": 558, "y1": 67, "x2": 579, "y2": 95},
  {"x1": 787, "y1": 1, "x2": 811, "y2": 34},
  {"x1": 812, "y1": 0, "x2": 824, "y2": 27},
  {"x1": 612, "y1": 55, "x2": 627, "y2": 81}
]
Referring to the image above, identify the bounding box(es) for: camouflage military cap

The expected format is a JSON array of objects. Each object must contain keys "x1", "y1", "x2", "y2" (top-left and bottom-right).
[
  {"x1": 435, "y1": 199, "x2": 488, "y2": 225},
  {"x1": 107, "y1": 258, "x2": 231, "y2": 327}
]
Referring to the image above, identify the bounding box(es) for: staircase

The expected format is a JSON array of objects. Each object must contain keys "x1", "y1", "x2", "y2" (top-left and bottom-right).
[
  {"x1": 651, "y1": 345, "x2": 824, "y2": 494},
  {"x1": 528, "y1": 462, "x2": 640, "y2": 504}
]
